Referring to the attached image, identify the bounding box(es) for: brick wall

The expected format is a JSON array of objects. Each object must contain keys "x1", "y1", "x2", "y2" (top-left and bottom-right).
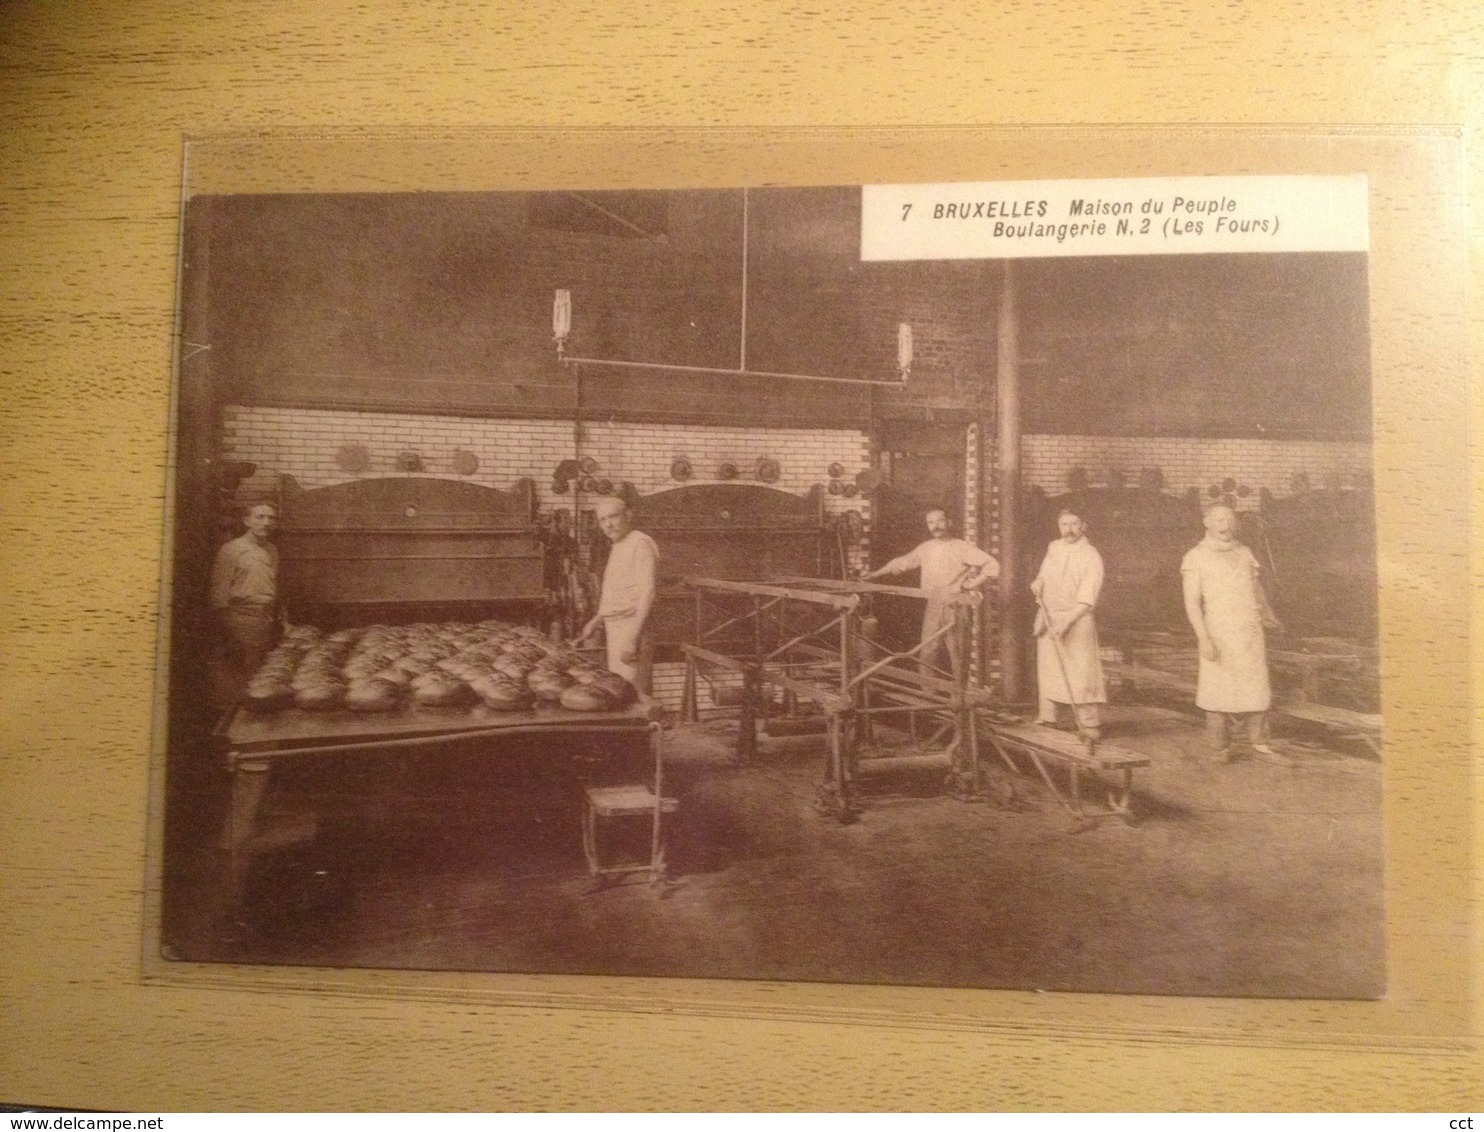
[
  {"x1": 859, "y1": 260, "x2": 999, "y2": 410},
  {"x1": 1022, "y1": 434, "x2": 1372, "y2": 511}
]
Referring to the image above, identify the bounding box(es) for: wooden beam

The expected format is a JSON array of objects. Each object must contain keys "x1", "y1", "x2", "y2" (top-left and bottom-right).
[{"x1": 682, "y1": 576, "x2": 861, "y2": 610}]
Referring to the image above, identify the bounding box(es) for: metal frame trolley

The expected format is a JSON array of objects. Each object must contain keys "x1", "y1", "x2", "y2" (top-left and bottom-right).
[{"x1": 679, "y1": 575, "x2": 995, "y2": 822}]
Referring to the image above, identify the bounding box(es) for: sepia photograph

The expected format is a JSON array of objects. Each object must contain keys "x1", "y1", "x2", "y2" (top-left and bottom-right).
[{"x1": 157, "y1": 177, "x2": 1384, "y2": 1000}]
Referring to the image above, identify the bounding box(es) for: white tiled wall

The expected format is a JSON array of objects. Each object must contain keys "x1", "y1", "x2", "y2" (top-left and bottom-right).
[
  {"x1": 1022, "y1": 434, "x2": 1372, "y2": 510},
  {"x1": 575, "y1": 419, "x2": 869, "y2": 517},
  {"x1": 222, "y1": 406, "x2": 870, "y2": 522},
  {"x1": 221, "y1": 406, "x2": 573, "y2": 504}
]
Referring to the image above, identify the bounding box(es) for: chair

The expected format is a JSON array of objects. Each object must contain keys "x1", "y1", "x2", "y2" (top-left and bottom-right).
[{"x1": 581, "y1": 722, "x2": 678, "y2": 884}]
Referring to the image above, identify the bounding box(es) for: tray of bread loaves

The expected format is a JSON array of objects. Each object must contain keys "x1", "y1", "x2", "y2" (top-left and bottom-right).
[{"x1": 243, "y1": 620, "x2": 638, "y2": 716}]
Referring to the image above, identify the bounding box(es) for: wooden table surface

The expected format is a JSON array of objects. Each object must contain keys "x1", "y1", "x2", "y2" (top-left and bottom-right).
[
  {"x1": 224, "y1": 698, "x2": 656, "y2": 752},
  {"x1": 1, "y1": 0, "x2": 1480, "y2": 1112}
]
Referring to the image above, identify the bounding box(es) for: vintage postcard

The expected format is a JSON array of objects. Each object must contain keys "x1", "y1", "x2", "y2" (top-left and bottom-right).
[{"x1": 156, "y1": 163, "x2": 1387, "y2": 1001}]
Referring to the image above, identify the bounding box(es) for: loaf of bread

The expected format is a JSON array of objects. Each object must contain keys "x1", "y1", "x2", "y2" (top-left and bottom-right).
[
  {"x1": 492, "y1": 654, "x2": 530, "y2": 681},
  {"x1": 243, "y1": 676, "x2": 293, "y2": 711},
  {"x1": 344, "y1": 677, "x2": 402, "y2": 713},
  {"x1": 293, "y1": 680, "x2": 345, "y2": 711},
  {"x1": 469, "y1": 674, "x2": 531, "y2": 711},
  {"x1": 526, "y1": 666, "x2": 574, "y2": 702},
  {"x1": 590, "y1": 671, "x2": 639, "y2": 707},
  {"x1": 409, "y1": 672, "x2": 474, "y2": 707},
  {"x1": 243, "y1": 619, "x2": 637, "y2": 716},
  {"x1": 559, "y1": 683, "x2": 616, "y2": 712}
]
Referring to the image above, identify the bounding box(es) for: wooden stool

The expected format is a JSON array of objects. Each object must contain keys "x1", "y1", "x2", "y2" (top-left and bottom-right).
[{"x1": 581, "y1": 723, "x2": 677, "y2": 884}]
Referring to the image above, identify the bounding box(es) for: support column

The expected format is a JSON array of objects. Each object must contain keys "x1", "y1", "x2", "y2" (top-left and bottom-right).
[
  {"x1": 174, "y1": 197, "x2": 223, "y2": 735},
  {"x1": 996, "y1": 260, "x2": 1025, "y2": 700}
]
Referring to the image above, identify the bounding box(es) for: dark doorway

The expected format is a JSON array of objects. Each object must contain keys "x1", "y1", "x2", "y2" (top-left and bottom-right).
[{"x1": 870, "y1": 420, "x2": 968, "y2": 657}]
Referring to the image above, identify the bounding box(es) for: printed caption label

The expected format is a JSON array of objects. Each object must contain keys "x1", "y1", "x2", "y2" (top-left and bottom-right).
[{"x1": 861, "y1": 175, "x2": 1368, "y2": 260}]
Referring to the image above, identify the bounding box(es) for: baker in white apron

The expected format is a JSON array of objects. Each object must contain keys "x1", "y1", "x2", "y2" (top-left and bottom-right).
[
  {"x1": 1181, "y1": 504, "x2": 1283, "y2": 762},
  {"x1": 1031, "y1": 508, "x2": 1107, "y2": 738},
  {"x1": 579, "y1": 495, "x2": 659, "y2": 693}
]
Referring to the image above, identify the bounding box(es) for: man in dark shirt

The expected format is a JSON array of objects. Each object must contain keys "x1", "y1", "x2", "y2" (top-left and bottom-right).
[{"x1": 209, "y1": 501, "x2": 280, "y2": 704}]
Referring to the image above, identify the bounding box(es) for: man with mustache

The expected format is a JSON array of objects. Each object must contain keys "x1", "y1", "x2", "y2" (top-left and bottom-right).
[
  {"x1": 209, "y1": 500, "x2": 281, "y2": 707},
  {"x1": 864, "y1": 507, "x2": 998, "y2": 680},
  {"x1": 1031, "y1": 508, "x2": 1106, "y2": 740}
]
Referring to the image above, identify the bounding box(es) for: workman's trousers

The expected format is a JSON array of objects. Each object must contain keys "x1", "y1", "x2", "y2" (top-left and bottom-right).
[
  {"x1": 918, "y1": 601, "x2": 966, "y2": 682},
  {"x1": 1038, "y1": 698, "x2": 1102, "y2": 732},
  {"x1": 214, "y1": 603, "x2": 278, "y2": 711},
  {"x1": 1206, "y1": 710, "x2": 1267, "y2": 753}
]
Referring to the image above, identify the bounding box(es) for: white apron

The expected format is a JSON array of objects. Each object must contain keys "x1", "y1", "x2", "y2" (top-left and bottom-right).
[
  {"x1": 1181, "y1": 538, "x2": 1271, "y2": 713},
  {"x1": 1033, "y1": 537, "x2": 1107, "y2": 705}
]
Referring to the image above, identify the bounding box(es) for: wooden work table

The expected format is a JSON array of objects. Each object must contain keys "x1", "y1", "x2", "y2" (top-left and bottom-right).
[{"x1": 219, "y1": 697, "x2": 659, "y2": 915}]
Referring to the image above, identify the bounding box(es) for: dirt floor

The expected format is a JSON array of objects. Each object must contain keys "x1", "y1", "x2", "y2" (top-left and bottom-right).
[{"x1": 163, "y1": 704, "x2": 1385, "y2": 999}]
